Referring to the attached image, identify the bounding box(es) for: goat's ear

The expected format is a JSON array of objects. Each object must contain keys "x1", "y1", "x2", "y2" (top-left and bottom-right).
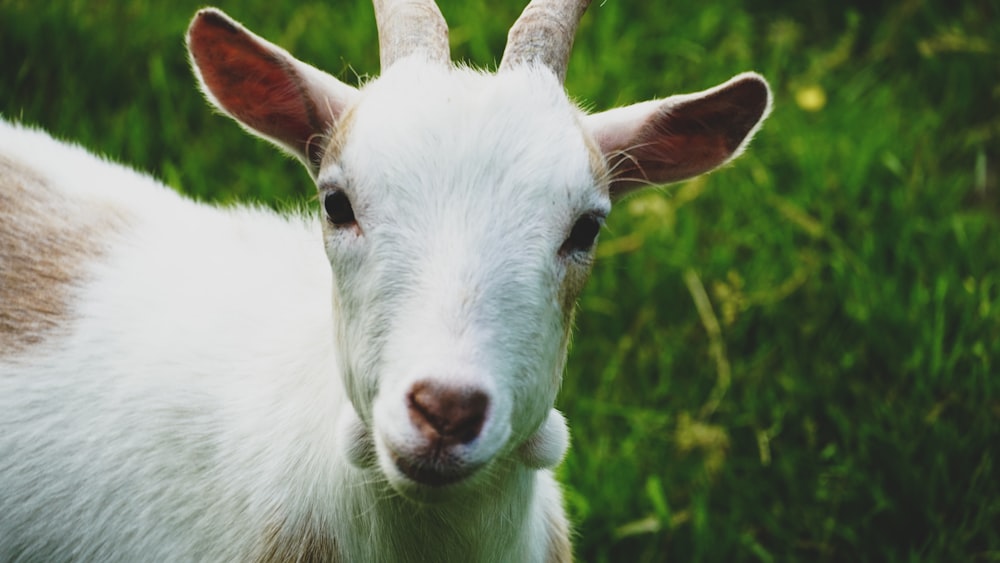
[
  {"x1": 585, "y1": 73, "x2": 772, "y2": 199},
  {"x1": 187, "y1": 8, "x2": 359, "y2": 172}
]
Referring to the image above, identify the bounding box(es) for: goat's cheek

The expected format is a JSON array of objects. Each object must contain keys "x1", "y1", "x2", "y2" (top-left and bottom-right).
[
  {"x1": 330, "y1": 261, "x2": 388, "y2": 413},
  {"x1": 503, "y1": 322, "x2": 566, "y2": 444},
  {"x1": 559, "y1": 260, "x2": 593, "y2": 323}
]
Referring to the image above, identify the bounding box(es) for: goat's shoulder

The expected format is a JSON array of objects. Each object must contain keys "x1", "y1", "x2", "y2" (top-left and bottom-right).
[
  {"x1": 0, "y1": 121, "x2": 133, "y2": 355},
  {"x1": 0, "y1": 120, "x2": 328, "y2": 360}
]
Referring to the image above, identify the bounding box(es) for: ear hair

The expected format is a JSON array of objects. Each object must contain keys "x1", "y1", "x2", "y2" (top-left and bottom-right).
[{"x1": 585, "y1": 72, "x2": 772, "y2": 199}]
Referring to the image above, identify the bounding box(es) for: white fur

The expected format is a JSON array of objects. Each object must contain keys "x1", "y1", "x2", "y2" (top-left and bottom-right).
[
  {"x1": 1, "y1": 6, "x2": 770, "y2": 560},
  {"x1": 0, "y1": 65, "x2": 587, "y2": 563},
  {"x1": 0, "y1": 120, "x2": 339, "y2": 560}
]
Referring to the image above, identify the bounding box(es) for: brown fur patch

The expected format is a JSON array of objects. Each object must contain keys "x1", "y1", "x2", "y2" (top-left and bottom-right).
[
  {"x1": 582, "y1": 126, "x2": 611, "y2": 198},
  {"x1": 545, "y1": 495, "x2": 574, "y2": 563},
  {"x1": 319, "y1": 103, "x2": 358, "y2": 171},
  {"x1": 559, "y1": 256, "x2": 593, "y2": 324},
  {"x1": 257, "y1": 516, "x2": 340, "y2": 563},
  {"x1": 0, "y1": 156, "x2": 125, "y2": 355}
]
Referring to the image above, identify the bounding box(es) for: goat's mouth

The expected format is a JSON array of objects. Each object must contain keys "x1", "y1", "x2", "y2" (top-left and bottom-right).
[{"x1": 388, "y1": 448, "x2": 482, "y2": 487}]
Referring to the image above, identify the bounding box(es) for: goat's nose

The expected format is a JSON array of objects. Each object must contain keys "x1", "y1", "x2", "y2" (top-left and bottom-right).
[{"x1": 406, "y1": 380, "x2": 489, "y2": 446}]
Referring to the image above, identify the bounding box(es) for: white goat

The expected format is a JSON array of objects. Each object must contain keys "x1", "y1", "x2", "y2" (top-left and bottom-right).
[{"x1": 0, "y1": 0, "x2": 771, "y2": 560}]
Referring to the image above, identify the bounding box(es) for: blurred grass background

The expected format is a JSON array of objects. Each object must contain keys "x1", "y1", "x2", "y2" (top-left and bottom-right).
[{"x1": 2, "y1": 0, "x2": 998, "y2": 560}]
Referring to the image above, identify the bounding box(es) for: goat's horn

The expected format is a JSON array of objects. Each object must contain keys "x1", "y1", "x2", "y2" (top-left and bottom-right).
[
  {"x1": 373, "y1": 0, "x2": 450, "y2": 70},
  {"x1": 498, "y1": 0, "x2": 591, "y2": 83}
]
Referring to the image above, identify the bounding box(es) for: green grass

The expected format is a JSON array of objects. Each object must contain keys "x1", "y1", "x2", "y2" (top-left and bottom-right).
[{"x1": 2, "y1": 0, "x2": 998, "y2": 560}]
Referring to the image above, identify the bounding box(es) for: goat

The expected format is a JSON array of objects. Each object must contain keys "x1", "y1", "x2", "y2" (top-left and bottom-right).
[{"x1": 0, "y1": 0, "x2": 772, "y2": 560}]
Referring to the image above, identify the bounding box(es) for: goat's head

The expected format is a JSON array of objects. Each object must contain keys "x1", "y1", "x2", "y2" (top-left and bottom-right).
[{"x1": 187, "y1": 0, "x2": 771, "y2": 500}]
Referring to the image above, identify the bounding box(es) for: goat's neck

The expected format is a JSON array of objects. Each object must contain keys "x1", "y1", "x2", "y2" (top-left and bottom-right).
[{"x1": 330, "y1": 458, "x2": 547, "y2": 562}]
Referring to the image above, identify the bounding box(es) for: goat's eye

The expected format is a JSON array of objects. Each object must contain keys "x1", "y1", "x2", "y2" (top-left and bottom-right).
[
  {"x1": 324, "y1": 190, "x2": 356, "y2": 226},
  {"x1": 561, "y1": 213, "x2": 603, "y2": 255}
]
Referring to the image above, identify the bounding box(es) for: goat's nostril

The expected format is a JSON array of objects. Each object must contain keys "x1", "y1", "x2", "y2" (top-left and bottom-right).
[{"x1": 407, "y1": 381, "x2": 489, "y2": 445}]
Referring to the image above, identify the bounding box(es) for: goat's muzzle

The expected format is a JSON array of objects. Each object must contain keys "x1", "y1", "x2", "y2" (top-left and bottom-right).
[{"x1": 390, "y1": 380, "x2": 490, "y2": 486}]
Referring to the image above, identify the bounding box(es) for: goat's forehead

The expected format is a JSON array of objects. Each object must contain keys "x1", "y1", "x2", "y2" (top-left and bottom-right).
[
  {"x1": 360, "y1": 62, "x2": 577, "y2": 134},
  {"x1": 327, "y1": 62, "x2": 601, "y2": 200}
]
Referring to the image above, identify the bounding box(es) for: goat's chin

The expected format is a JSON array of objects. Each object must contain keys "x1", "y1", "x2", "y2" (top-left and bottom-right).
[
  {"x1": 336, "y1": 407, "x2": 491, "y2": 500},
  {"x1": 373, "y1": 445, "x2": 489, "y2": 503},
  {"x1": 336, "y1": 403, "x2": 568, "y2": 504},
  {"x1": 337, "y1": 406, "x2": 568, "y2": 498},
  {"x1": 375, "y1": 427, "x2": 497, "y2": 497}
]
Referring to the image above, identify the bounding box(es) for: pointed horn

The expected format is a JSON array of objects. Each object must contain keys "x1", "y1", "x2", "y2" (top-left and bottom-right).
[
  {"x1": 373, "y1": 0, "x2": 450, "y2": 70},
  {"x1": 498, "y1": 0, "x2": 591, "y2": 83}
]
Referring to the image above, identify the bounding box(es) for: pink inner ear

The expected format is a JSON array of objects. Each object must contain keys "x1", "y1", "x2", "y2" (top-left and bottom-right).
[
  {"x1": 607, "y1": 75, "x2": 770, "y2": 196},
  {"x1": 619, "y1": 121, "x2": 731, "y2": 186},
  {"x1": 188, "y1": 11, "x2": 320, "y2": 158}
]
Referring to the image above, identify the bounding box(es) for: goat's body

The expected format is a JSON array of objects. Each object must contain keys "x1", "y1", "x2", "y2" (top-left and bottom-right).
[
  {"x1": 0, "y1": 0, "x2": 772, "y2": 557},
  {"x1": 0, "y1": 120, "x2": 566, "y2": 562}
]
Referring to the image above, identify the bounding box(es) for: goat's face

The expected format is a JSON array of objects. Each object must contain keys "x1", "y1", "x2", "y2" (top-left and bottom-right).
[
  {"x1": 321, "y1": 62, "x2": 606, "y2": 494},
  {"x1": 187, "y1": 1, "x2": 771, "y2": 498}
]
